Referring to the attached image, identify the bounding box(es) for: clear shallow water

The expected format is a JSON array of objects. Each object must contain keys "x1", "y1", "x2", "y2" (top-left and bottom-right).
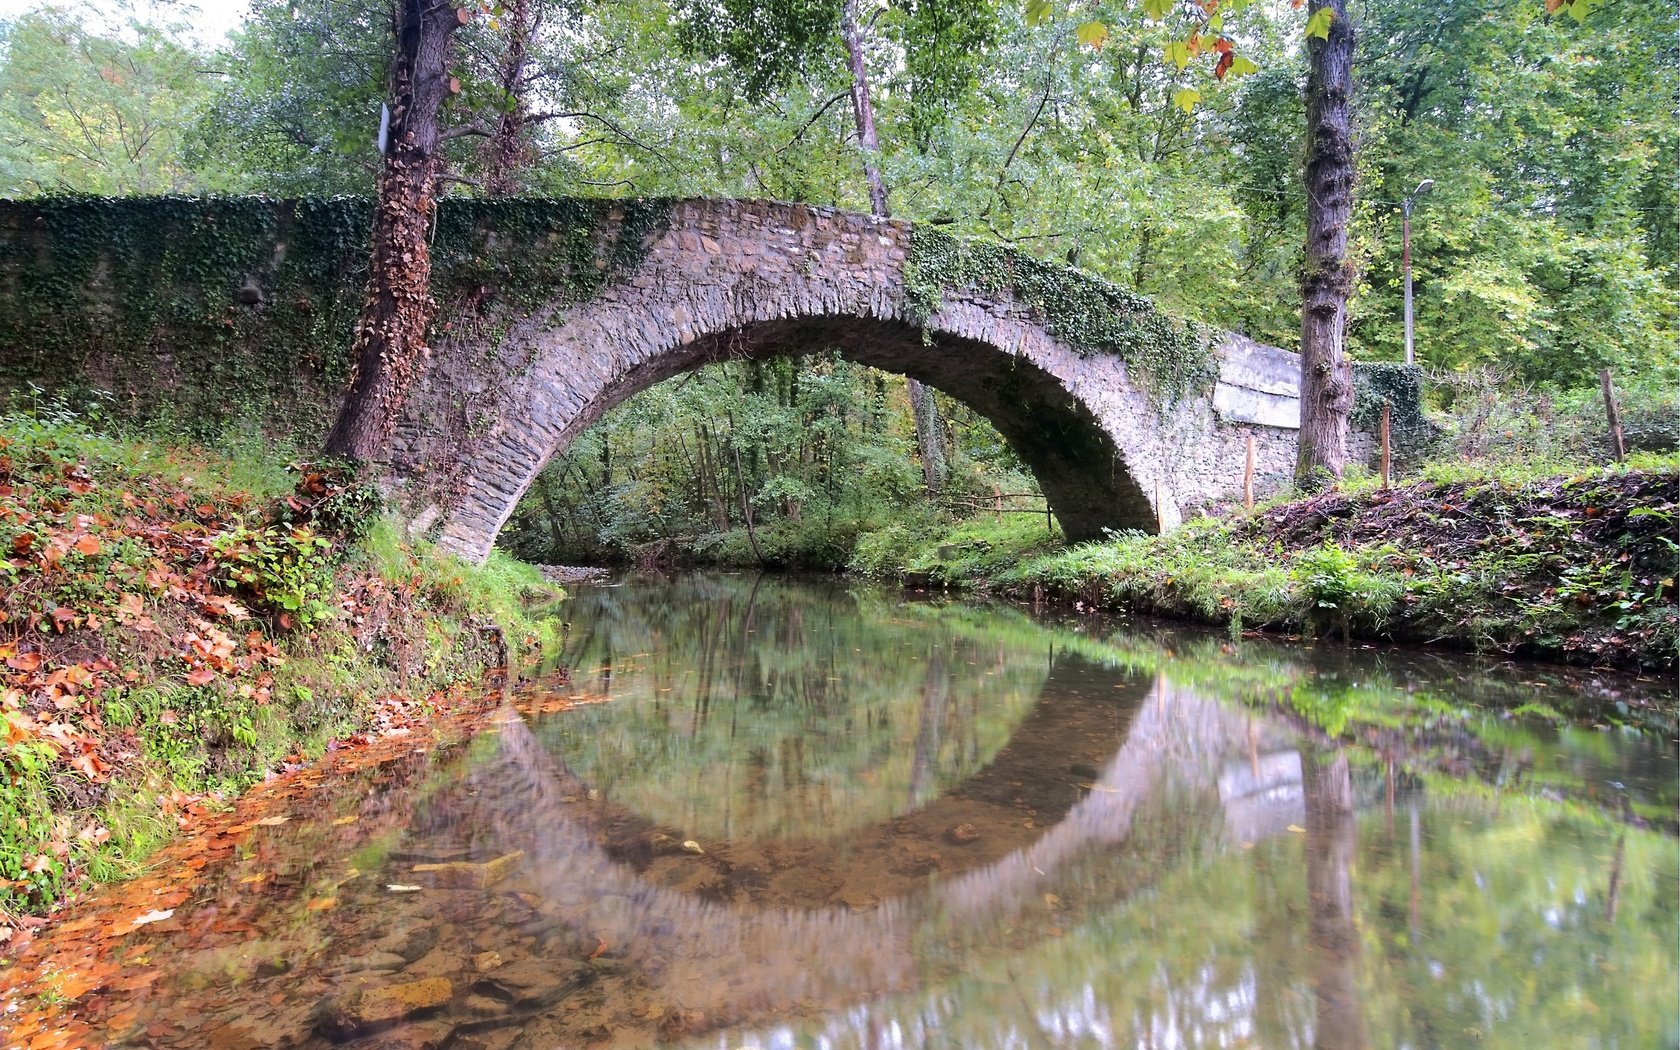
[{"x1": 78, "y1": 575, "x2": 1678, "y2": 1049}]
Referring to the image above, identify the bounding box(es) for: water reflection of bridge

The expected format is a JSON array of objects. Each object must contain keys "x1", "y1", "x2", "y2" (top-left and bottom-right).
[{"x1": 445, "y1": 660, "x2": 1316, "y2": 1032}]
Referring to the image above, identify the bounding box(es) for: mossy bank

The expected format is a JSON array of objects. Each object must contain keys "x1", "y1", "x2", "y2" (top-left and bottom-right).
[
  {"x1": 0, "y1": 410, "x2": 561, "y2": 921},
  {"x1": 857, "y1": 458, "x2": 1678, "y2": 674}
]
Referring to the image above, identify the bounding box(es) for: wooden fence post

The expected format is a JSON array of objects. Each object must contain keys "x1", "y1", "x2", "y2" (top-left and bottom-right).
[
  {"x1": 1243, "y1": 435, "x2": 1256, "y2": 509},
  {"x1": 1380, "y1": 402, "x2": 1392, "y2": 490},
  {"x1": 992, "y1": 483, "x2": 1004, "y2": 525},
  {"x1": 1600, "y1": 368, "x2": 1626, "y2": 464}
]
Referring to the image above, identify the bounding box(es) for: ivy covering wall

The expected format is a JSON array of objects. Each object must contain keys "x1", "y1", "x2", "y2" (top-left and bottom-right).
[
  {"x1": 0, "y1": 195, "x2": 673, "y2": 441},
  {"x1": 905, "y1": 227, "x2": 1220, "y2": 407}
]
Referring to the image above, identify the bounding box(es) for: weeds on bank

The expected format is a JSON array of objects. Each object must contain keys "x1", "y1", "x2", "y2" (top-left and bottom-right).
[
  {"x1": 999, "y1": 457, "x2": 1677, "y2": 670},
  {"x1": 0, "y1": 407, "x2": 560, "y2": 920}
]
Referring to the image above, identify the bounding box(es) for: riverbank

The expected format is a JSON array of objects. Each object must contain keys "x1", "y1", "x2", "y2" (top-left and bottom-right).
[
  {"x1": 3, "y1": 572, "x2": 1671, "y2": 1049},
  {"x1": 865, "y1": 457, "x2": 1678, "y2": 673},
  {"x1": 0, "y1": 414, "x2": 561, "y2": 924}
]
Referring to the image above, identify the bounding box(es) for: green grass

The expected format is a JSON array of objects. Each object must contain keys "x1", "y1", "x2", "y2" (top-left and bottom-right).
[
  {"x1": 853, "y1": 511, "x2": 1063, "y2": 585},
  {"x1": 0, "y1": 407, "x2": 566, "y2": 915},
  {"x1": 866, "y1": 456, "x2": 1678, "y2": 672}
]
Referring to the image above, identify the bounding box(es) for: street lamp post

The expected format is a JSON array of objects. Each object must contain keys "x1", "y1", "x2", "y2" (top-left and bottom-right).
[{"x1": 1401, "y1": 179, "x2": 1434, "y2": 366}]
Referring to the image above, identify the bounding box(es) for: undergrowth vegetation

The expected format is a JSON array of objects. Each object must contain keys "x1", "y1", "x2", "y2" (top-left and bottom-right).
[
  {"x1": 852, "y1": 375, "x2": 1677, "y2": 673},
  {"x1": 875, "y1": 454, "x2": 1677, "y2": 672},
  {"x1": 0, "y1": 407, "x2": 558, "y2": 919}
]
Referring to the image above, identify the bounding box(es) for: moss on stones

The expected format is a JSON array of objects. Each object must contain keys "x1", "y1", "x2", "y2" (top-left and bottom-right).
[
  {"x1": 904, "y1": 226, "x2": 1219, "y2": 407},
  {"x1": 0, "y1": 195, "x2": 674, "y2": 441}
]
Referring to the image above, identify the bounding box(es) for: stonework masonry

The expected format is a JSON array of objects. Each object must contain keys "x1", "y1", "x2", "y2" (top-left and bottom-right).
[
  {"x1": 389, "y1": 199, "x2": 1357, "y2": 562},
  {"x1": 0, "y1": 196, "x2": 1408, "y2": 565}
]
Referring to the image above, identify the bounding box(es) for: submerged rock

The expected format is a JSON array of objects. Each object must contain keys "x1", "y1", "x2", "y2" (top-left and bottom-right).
[
  {"x1": 325, "y1": 951, "x2": 409, "y2": 977},
  {"x1": 472, "y1": 958, "x2": 577, "y2": 1008},
  {"x1": 373, "y1": 924, "x2": 441, "y2": 964},
  {"x1": 318, "y1": 977, "x2": 454, "y2": 1038}
]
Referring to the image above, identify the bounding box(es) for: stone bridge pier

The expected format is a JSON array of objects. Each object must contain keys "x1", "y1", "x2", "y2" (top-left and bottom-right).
[{"x1": 387, "y1": 198, "x2": 1336, "y2": 563}]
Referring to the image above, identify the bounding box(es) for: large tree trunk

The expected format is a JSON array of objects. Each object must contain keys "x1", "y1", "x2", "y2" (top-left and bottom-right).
[
  {"x1": 841, "y1": 0, "x2": 889, "y2": 218},
  {"x1": 1294, "y1": 0, "x2": 1357, "y2": 488},
  {"x1": 482, "y1": 0, "x2": 533, "y2": 196},
  {"x1": 1303, "y1": 749, "x2": 1370, "y2": 1049},
  {"x1": 324, "y1": 0, "x2": 463, "y2": 462},
  {"x1": 840, "y1": 0, "x2": 946, "y2": 494},
  {"x1": 907, "y1": 378, "x2": 947, "y2": 492}
]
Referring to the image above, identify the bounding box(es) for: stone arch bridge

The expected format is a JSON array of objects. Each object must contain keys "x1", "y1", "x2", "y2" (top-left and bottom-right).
[
  {"x1": 390, "y1": 198, "x2": 1345, "y2": 561},
  {"x1": 0, "y1": 196, "x2": 1401, "y2": 563}
]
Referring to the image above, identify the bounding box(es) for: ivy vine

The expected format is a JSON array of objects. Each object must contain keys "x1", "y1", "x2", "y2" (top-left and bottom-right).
[
  {"x1": 903, "y1": 226, "x2": 1220, "y2": 407},
  {"x1": 0, "y1": 195, "x2": 674, "y2": 440},
  {"x1": 1351, "y1": 361, "x2": 1434, "y2": 445}
]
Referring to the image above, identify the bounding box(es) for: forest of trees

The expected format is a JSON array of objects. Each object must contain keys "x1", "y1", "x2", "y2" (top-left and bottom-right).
[{"x1": 1, "y1": 0, "x2": 1673, "y2": 564}]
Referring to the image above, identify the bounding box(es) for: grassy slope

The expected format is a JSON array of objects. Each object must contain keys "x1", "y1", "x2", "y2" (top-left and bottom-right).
[
  {"x1": 0, "y1": 416, "x2": 558, "y2": 921},
  {"x1": 864, "y1": 457, "x2": 1678, "y2": 673}
]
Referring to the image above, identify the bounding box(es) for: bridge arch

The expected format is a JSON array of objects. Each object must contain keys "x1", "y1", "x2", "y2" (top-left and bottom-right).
[{"x1": 385, "y1": 199, "x2": 1310, "y2": 561}]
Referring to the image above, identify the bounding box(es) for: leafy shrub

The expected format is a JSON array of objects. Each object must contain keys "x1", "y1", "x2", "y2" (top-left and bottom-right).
[{"x1": 212, "y1": 522, "x2": 337, "y2": 628}]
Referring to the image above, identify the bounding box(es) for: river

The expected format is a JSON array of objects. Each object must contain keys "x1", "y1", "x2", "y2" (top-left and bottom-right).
[{"x1": 75, "y1": 574, "x2": 1680, "y2": 1049}]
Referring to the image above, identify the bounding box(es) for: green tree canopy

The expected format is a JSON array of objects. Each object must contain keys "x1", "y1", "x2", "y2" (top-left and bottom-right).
[{"x1": 0, "y1": 3, "x2": 212, "y2": 194}]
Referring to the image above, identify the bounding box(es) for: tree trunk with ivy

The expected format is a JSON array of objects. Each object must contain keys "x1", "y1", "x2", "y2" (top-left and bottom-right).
[
  {"x1": 840, "y1": 0, "x2": 946, "y2": 493},
  {"x1": 324, "y1": 0, "x2": 463, "y2": 462},
  {"x1": 1294, "y1": 0, "x2": 1357, "y2": 489}
]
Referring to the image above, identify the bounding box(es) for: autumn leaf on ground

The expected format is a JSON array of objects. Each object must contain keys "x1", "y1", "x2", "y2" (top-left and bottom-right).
[
  {"x1": 255, "y1": 815, "x2": 289, "y2": 826},
  {"x1": 129, "y1": 908, "x2": 174, "y2": 927},
  {"x1": 199, "y1": 594, "x2": 250, "y2": 620},
  {"x1": 70, "y1": 752, "x2": 110, "y2": 782}
]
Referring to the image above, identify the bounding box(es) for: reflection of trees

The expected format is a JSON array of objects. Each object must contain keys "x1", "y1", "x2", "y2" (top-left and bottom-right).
[
  {"x1": 1303, "y1": 749, "x2": 1368, "y2": 1050},
  {"x1": 907, "y1": 649, "x2": 948, "y2": 809},
  {"x1": 1095, "y1": 628, "x2": 1677, "y2": 829},
  {"x1": 534, "y1": 575, "x2": 1052, "y2": 840}
]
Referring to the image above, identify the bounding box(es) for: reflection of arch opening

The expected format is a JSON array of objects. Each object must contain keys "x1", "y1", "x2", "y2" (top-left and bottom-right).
[
  {"x1": 542, "y1": 575, "x2": 1114, "y2": 844},
  {"x1": 423, "y1": 669, "x2": 1287, "y2": 1036},
  {"x1": 546, "y1": 651, "x2": 1153, "y2": 878}
]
